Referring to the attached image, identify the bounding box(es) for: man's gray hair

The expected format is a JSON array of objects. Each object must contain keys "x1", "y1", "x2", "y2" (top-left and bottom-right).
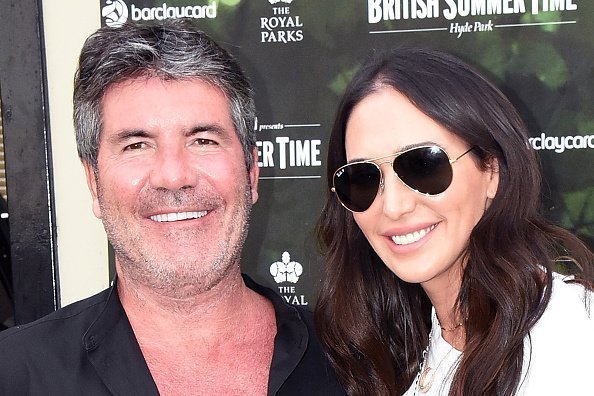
[{"x1": 73, "y1": 19, "x2": 256, "y2": 170}]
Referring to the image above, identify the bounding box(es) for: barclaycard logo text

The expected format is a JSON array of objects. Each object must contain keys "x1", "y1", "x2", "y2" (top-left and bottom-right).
[{"x1": 102, "y1": 0, "x2": 217, "y2": 27}]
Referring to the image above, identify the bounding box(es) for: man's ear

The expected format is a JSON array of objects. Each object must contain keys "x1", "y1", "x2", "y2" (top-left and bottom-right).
[
  {"x1": 486, "y1": 157, "x2": 499, "y2": 200},
  {"x1": 249, "y1": 147, "x2": 260, "y2": 204},
  {"x1": 83, "y1": 161, "x2": 102, "y2": 219}
]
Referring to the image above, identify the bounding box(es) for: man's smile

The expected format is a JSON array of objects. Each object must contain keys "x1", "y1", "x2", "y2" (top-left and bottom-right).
[{"x1": 149, "y1": 210, "x2": 208, "y2": 222}]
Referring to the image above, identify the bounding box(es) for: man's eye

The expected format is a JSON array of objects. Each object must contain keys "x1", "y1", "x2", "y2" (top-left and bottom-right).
[
  {"x1": 124, "y1": 142, "x2": 146, "y2": 151},
  {"x1": 194, "y1": 138, "x2": 217, "y2": 146}
]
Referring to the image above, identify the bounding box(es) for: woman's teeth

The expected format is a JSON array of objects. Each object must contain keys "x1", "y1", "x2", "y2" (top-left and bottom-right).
[{"x1": 391, "y1": 224, "x2": 436, "y2": 245}]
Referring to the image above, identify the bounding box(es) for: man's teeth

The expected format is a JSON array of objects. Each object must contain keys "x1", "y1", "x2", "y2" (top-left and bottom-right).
[
  {"x1": 391, "y1": 224, "x2": 436, "y2": 245},
  {"x1": 150, "y1": 211, "x2": 207, "y2": 222}
]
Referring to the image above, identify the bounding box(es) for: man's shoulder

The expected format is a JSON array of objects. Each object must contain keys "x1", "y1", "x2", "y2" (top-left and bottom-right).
[
  {"x1": 0, "y1": 288, "x2": 127, "y2": 394},
  {"x1": 0, "y1": 287, "x2": 112, "y2": 353}
]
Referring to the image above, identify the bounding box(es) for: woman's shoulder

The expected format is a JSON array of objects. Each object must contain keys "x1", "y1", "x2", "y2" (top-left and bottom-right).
[
  {"x1": 527, "y1": 273, "x2": 593, "y2": 347},
  {"x1": 528, "y1": 272, "x2": 593, "y2": 353},
  {"x1": 548, "y1": 272, "x2": 593, "y2": 318},
  {"x1": 517, "y1": 273, "x2": 593, "y2": 395}
]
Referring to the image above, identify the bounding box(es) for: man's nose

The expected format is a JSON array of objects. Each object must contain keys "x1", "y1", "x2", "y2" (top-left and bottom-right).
[{"x1": 149, "y1": 146, "x2": 198, "y2": 191}]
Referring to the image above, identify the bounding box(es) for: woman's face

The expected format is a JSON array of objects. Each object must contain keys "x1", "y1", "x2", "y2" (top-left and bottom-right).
[{"x1": 345, "y1": 87, "x2": 498, "y2": 291}]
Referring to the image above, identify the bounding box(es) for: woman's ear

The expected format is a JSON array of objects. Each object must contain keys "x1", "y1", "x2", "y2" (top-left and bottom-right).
[{"x1": 486, "y1": 157, "x2": 499, "y2": 200}]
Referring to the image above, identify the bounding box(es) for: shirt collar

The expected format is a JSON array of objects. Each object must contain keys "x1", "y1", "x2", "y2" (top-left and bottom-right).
[
  {"x1": 83, "y1": 278, "x2": 159, "y2": 395},
  {"x1": 242, "y1": 274, "x2": 309, "y2": 395},
  {"x1": 83, "y1": 274, "x2": 309, "y2": 395}
]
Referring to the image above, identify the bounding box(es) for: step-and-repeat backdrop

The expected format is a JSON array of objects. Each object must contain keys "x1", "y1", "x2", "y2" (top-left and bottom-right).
[{"x1": 99, "y1": 0, "x2": 593, "y2": 306}]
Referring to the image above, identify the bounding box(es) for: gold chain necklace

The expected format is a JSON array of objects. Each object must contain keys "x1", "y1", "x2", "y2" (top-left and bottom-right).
[
  {"x1": 439, "y1": 321, "x2": 463, "y2": 332},
  {"x1": 413, "y1": 318, "x2": 462, "y2": 394}
]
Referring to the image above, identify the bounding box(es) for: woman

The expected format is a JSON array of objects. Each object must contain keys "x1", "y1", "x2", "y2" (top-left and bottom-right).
[{"x1": 315, "y1": 47, "x2": 594, "y2": 396}]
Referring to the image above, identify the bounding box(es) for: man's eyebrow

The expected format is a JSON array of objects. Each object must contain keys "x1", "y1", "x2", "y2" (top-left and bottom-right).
[
  {"x1": 107, "y1": 124, "x2": 232, "y2": 142},
  {"x1": 185, "y1": 124, "x2": 231, "y2": 137},
  {"x1": 108, "y1": 129, "x2": 153, "y2": 143}
]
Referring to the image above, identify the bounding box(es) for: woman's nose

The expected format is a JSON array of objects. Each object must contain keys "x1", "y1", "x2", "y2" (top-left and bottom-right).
[{"x1": 377, "y1": 163, "x2": 417, "y2": 219}]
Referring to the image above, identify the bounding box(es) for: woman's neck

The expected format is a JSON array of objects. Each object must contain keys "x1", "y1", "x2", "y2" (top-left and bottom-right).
[{"x1": 422, "y1": 270, "x2": 465, "y2": 349}]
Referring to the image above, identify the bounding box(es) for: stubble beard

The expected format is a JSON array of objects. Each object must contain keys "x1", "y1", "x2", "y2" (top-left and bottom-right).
[{"x1": 98, "y1": 181, "x2": 253, "y2": 300}]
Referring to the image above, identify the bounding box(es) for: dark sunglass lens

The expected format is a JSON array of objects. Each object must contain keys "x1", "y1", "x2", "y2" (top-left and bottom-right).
[
  {"x1": 394, "y1": 147, "x2": 453, "y2": 195},
  {"x1": 334, "y1": 163, "x2": 380, "y2": 212}
]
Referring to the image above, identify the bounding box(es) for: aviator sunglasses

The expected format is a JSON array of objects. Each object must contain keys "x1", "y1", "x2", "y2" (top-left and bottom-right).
[{"x1": 331, "y1": 145, "x2": 474, "y2": 213}]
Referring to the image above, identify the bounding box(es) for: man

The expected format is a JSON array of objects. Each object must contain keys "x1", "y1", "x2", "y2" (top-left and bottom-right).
[{"x1": 0, "y1": 20, "x2": 344, "y2": 395}]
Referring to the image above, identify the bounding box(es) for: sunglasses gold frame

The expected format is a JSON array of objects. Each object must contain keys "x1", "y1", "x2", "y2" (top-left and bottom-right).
[{"x1": 331, "y1": 145, "x2": 474, "y2": 212}]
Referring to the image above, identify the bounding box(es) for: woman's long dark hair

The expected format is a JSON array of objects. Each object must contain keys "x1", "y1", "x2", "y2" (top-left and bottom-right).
[{"x1": 314, "y1": 47, "x2": 593, "y2": 396}]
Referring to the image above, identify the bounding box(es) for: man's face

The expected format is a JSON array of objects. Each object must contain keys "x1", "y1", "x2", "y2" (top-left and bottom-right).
[{"x1": 84, "y1": 77, "x2": 259, "y2": 297}]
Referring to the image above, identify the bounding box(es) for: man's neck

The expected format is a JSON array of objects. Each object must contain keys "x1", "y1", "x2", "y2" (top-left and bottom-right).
[
  {"x1": 117, "y1": 269, "x2": 265, "y2": 339},
  {"x1": 117, "y1": 269, "x2": 277, "y2": 395}
]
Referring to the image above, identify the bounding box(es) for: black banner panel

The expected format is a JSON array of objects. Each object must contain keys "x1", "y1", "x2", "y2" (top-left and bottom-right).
[{"x1": 99, "y1": 0, "x2": 593, "y2": 305}]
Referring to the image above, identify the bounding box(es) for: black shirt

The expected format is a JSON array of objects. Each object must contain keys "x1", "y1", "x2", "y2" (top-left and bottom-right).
[{"x1": 0, "y1": 275, "x2": 345, "y2": 395}]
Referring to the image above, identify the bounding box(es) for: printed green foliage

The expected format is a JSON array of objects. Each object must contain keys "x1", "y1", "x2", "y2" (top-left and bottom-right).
[
  {"x1": 329, "y1": 66, "x2": 359, "y2": 96},
  {"x1": 577, "y1": 117, "x2": 594, "y2": 136},
  {"x1": 521, "y1": 11, "x2": 563, "y2": 32},
  {"x1": 561, "y1": 187, "x2": 594, "y2": 239},
  {"x1": 531, "y1": 45, "x2": 568, "y2": 89},
  {"x1": 219, "y1": 0, "x2": 241, "y2": 6}
]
